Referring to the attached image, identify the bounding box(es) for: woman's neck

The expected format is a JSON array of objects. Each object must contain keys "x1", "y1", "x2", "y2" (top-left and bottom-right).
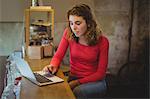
[{"x1": 79, "y1": 36, "x2": 88, "y2": 46}]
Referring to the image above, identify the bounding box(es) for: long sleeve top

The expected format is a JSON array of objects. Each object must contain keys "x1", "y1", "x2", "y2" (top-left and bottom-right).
[{"x1": 50, "y1": 28, "x2": 109, "y2": 84}]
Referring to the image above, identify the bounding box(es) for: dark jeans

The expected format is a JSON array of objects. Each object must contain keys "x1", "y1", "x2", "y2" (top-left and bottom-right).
[{"x1": 68, "y1": 75, "x2": 107, "y2": 99}]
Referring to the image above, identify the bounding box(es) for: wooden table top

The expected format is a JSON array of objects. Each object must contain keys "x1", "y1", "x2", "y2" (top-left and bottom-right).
[{"x1": 20, "y1": 57, "x2": 75, "y2": 99}]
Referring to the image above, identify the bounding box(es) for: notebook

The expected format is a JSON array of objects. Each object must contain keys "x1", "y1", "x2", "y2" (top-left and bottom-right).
[{"x1": 13, "y1": 56, "x2": 64, "y2": 86}]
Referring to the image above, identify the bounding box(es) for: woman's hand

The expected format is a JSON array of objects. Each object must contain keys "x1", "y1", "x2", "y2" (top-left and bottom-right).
[
  {"x1": 69, "y1": 80, "x2": 80, "y2": 90},
  {"x1": 43, "y1": 65, "x2": 58, "y2": 74}
]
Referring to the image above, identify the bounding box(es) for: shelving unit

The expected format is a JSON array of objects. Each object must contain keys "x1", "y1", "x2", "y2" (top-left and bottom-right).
[{"x1": 24, "y1": 6, "x2": 54, "y2": 59}]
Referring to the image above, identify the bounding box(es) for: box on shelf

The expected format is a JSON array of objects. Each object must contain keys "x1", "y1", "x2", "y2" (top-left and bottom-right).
[
  {"x1": 27, "y1": 46, "x2": 43, "y2": 59},
  {"x1": 43, "y1": 44, "x2": 53, "y2": 57}
]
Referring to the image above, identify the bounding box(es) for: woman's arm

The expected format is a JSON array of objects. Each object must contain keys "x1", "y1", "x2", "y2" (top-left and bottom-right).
[
  {"x1": 43, "y1": 29, "x2": 69, "y2": 73},
  {"x1": 50, "y1": 28, "x2": 69, "y2": 67}
]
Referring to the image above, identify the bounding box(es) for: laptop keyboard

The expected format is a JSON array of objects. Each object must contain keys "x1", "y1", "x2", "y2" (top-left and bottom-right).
[{"x1": 34, "y1": 73, "x2": 52, "y2": 83}]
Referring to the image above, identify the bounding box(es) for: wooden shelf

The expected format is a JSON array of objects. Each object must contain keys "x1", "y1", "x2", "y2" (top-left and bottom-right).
[
  {"x1": 30, "y1": 6, "x2": 52, "y2": 12},
  {"x1": 25, "y1": 7, "x2": 54, "y2": 58},
  {"x1": 31, "y1": 21, "x2": 52, "y2": 26}
]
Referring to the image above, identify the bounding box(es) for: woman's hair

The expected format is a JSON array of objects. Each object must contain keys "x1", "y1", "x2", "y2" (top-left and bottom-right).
[{"x1": 66, "y1": 4, "x2": 102, "y2": 46}]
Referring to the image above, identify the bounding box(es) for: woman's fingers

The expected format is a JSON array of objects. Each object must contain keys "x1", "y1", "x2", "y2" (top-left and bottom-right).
[
  {"x1": 49, "y1": 66, "x2": 57, "y2": 74},
  {"x1": 42, "y1": 66, "x2": 48, "y2": 72},
  {"x1": 51, "y1": 67, "x2": 57, "y2": 74},
  {"x1": 43, "y1": 65, "x2": 58, "y2": 74}
]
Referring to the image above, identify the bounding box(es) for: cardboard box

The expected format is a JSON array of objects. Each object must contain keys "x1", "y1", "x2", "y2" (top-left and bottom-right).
[
  {"x1": 43, "y1": 45, "x2": 53, "y2": 57},
  {"x1": 27, "y1": 46, "x2": 43, "y2": 59}
]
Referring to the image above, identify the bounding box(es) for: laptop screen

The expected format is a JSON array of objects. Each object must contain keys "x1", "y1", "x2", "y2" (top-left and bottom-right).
[{"x1": 13, "y1": 56, "x2": 36, "y2": 80}]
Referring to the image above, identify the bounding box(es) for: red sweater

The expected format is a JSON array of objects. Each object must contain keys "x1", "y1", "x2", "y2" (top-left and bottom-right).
[{"x1": 50, "y1": 28, "x2": 109, "y2": 84}]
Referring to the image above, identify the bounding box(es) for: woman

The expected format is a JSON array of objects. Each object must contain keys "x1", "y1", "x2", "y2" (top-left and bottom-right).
[{"x1": 43, "y1": 4, "x2": 109, "y2": 98}]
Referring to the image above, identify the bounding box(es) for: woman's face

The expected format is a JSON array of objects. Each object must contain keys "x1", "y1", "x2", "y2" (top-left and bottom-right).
[{"x1": 69, "y1": 15, "x2": 88, "y2": 37}]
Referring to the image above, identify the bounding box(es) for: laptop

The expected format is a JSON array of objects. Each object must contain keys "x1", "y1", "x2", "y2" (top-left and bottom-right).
[{"x1": 13, "y1": 56, "x2": 64, "y2": 86}]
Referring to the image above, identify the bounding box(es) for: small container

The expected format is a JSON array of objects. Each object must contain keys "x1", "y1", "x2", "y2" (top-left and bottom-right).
[{"x1": 31, "y1": 0, "x2": 38, "y2": 6}]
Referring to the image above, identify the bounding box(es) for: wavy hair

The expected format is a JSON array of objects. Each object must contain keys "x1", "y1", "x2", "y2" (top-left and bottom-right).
[{"x1": 66, "y1": 4, "x2": 102, "y2": 46}]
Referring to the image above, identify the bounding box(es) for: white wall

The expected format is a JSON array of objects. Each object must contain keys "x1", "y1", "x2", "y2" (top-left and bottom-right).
[
  {"x1": 0, "y1": 0, "x2": 94, "y2": 22},
  {"x1": 35, "y1": 0, "x2": 94, "y2": 22},
  {"x1": 0, "y1": 0, "x2": 27, "y2": 22}
]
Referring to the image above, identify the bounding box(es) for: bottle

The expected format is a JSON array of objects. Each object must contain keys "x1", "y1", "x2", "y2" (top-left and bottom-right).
[{"x1": 31, "y1": 0, "x2": 37, "y2": 6}]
